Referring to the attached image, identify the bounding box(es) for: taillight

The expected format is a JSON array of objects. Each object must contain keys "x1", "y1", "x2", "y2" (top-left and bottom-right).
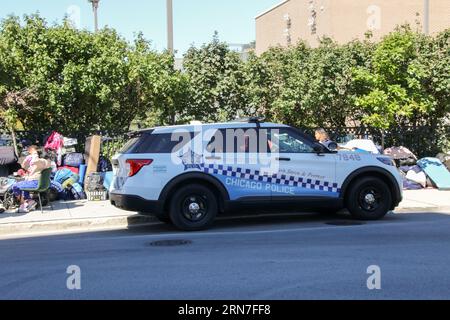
[{"x1": 126, "y1": 159, "x2": 153, "y2": 177}]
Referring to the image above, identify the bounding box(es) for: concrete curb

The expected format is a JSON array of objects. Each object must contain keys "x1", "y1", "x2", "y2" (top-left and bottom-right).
[
  {"x1": 0, "y1": 214, "x2": 160, "y2": 238},
  {"x1": 395, "y1": 206, "x2": 450, "y2": 213}
]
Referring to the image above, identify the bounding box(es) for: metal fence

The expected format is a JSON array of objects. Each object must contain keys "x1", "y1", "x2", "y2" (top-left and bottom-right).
[
  {"x1": 2, "y1": 125, "x2": 449, "y2": 159},
  {"x1": 311, "y1": 126, "x2": 450, "y2": 158},
  {"x1": 0, "y1": 130, "x2": 130, "y2": 161}
]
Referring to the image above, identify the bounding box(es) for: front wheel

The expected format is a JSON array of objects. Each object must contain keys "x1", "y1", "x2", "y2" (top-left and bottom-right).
[
  {"x1": 169, "y1": 184, "x2": 218, "y2": 231},
  {"x1": 153, "y1": 212, "x2": 172, "y2": 224},
  {"x1": 346, "y1": 176, "x2": 392, "y2": 220}
]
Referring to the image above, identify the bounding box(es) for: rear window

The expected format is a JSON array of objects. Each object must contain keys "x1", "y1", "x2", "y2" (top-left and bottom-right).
[{"x1": 121, "y1": 132, "x2": 195, "y2": 154}]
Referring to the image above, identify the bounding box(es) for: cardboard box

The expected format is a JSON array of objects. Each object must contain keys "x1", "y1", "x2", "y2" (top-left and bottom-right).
[{"x1": 84, "y1": 135, "x2": 101, "y2": 177}]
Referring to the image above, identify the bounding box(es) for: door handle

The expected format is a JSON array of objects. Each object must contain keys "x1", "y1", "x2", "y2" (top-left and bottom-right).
[
  {"x1": 276, "y1": 157, "x2": 291, "y2": 161},
  {"x1": 205, "y1": 156, "x2": 222, "y2": 160}
]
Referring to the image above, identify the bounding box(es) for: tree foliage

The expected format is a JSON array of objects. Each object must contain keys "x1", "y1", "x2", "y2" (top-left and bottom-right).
[
  {"x1": 0, "y1": 15, "x2": 448, "y2": 139},
  {"x1": 0, "y1": 15, "x2": 181, "y2": 133}
]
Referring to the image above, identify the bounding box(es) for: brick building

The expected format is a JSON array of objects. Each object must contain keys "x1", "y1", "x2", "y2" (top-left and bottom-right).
[{"x1": 255, "y1": 0, "x2": 450, "y2": 54}]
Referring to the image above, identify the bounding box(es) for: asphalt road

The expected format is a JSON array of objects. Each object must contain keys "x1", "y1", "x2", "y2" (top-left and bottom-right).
[{"x1": 1, "y1": 210, "x2": 450, "y2": 300}]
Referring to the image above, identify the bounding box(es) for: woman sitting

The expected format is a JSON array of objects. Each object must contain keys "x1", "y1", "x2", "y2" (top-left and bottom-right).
[{"x1": 12, "y1": 146, "x2": 51, "y2": 213}]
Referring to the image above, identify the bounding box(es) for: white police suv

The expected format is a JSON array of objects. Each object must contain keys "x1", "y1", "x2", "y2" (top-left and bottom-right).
[{"x1": 110, "y1": 118, "x2": 402, "y2": 231}]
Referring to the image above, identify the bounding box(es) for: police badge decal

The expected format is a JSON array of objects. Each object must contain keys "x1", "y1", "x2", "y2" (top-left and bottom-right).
[{"x1": 179, "y1": 149, "x2": 203, "y2": 171}]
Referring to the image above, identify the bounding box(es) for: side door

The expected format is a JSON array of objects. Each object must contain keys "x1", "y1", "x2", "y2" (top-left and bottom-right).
[
  {"x1": 266, "y1": 127, "x2": 338, "y2": 200},
  {"x1": 204, "y1": 127, "x2": 272, "y2": 201}
]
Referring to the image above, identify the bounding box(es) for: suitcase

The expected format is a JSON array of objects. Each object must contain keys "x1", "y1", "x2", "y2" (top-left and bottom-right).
[{"x1": 63, "y1": 153, "x2": 85, "y2": 167}]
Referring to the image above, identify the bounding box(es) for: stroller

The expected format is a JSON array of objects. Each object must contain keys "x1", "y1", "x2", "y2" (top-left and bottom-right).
[
  {"x1": 0, "y1": 146, "x2": 20, "y2": 212},
  {"x1": 0, "y1": 177, "x2": 20, "y2": 212}
]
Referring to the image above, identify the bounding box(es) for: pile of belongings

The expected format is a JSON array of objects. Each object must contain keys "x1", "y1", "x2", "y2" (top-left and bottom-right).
[
  {"x1": 385, "y1": 147, "x2": 450, "y2": 191},
  {"x1": 50, "y1": 168, "x2": 86, "y2": 201},
  {"x1": 3, "y1": 130, "x2": 115, "y2": 205},
  {"x1": 398, "y1": 165, "x2": 431, "y2": 190},
  {"x1": 384, "y1": 146, "x2": 417, "y2": 167}
]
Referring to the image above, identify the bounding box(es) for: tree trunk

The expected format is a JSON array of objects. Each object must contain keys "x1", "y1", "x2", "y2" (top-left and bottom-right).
[{"x1": 10, "y1": 127, "x2": 19, "y2": 157}]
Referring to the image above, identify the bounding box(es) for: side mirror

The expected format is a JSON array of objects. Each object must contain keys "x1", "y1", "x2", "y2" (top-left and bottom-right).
[{"x1": 313, "y1": 144, "x2": 325, "y2": 154}]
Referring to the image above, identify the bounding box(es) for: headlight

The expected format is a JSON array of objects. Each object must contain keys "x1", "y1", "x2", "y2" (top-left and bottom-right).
[{"x1": 377, "y1": 157, "x2": 395, "y2": 166}]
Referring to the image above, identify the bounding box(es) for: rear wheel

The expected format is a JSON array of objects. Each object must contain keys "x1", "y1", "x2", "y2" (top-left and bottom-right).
[
  {"x1": 3, "y1": 190, "x2": 17, "y2": 210},
  {"x1": 346, "y1": 176, "x2": 392, "y2": 220},
  {"x1": 169, "y1": 184, "x2": 218, "y2": 231}
]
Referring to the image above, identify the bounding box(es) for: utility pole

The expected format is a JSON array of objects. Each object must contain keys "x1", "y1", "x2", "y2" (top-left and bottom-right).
[
  {"x1": 167, "y1": 0, "x2": 174, "y2": 54},
  {"x1": 89, "y1": 0, "x2": 100, "y2": 32},
  {"x1": 423, "y1": 0, "x2": 430, "y2": 35}
]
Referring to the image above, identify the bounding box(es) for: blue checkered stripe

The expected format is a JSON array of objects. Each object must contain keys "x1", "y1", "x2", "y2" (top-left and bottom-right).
[{"x1": 202, "y1": 164, "x2": 341, "y2": 193}]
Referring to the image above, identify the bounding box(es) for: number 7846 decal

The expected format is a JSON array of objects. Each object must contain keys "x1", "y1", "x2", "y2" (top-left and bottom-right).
[{"x1": 337, "y1": 154, "x2": 362, "y2": 161}]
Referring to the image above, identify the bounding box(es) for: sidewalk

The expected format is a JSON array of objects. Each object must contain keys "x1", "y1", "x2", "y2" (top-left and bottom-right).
[
  {"x1": 398, "y1": 189, "x2": 450, "y2": 211},
  {"x1": 1, "y1": 189, "x2": 449, "y2": 237},
  {"x1": 0, "y1": 200, "x2": 157, "y2": 237}
]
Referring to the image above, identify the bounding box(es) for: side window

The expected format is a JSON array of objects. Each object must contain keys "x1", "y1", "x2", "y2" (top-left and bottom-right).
[
  {"x1": 268, "y1": 128, "x2": 315, "y2": 154},
  {"x1": 206, "y1": 128, "x2": 258, "y2": 153},
  {"x1": 129, "y1": 133, "x2": 194, "y2": 154}
]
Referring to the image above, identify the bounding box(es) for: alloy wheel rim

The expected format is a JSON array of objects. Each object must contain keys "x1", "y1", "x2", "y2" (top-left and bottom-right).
[
  {"x1": 182, "y1": 194, "x2": 208, "y2": 222},
  {"x1": 358, "y1": 187, "x2": 381, "y2": 212}
]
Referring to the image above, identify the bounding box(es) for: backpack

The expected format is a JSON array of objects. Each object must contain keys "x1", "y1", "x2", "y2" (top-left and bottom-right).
[
  {"x1": 61, "y1": 174, "x2": 80, "y2": 189},
  {"x1": 85, "y1": 173, "x2": 105, "y2": 192},
  {"x1": 64, "y1": 153, "x2": 85, "y2": 168},
  {"x1": 54, "y1": 168, "x2": 74, "y2": 184},
  {"x1": 70, "y1": 183, "x2": 86, "y2": 200}
]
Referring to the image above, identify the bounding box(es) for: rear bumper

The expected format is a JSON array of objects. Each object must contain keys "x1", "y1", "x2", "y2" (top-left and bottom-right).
[{"x1": 110, "y1": 192, "x2": 162, "y2": 214}]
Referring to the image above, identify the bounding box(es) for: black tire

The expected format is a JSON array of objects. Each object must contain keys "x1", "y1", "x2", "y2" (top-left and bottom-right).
[
  {"x1": 346, "y1": 176, "x2": 392, "y2": 220},
  {"x1": 169, "y1": 184, "x2": 218, "y2": 231},
  {"x1": 316, "y1": 208, "x2": 338, "y2": 216},
  {"x1": 154, "y1": 212, "x2": 172, "y2": 224}
]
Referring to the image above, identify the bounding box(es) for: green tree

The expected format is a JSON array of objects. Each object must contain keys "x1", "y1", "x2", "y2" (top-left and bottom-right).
[
  {"x1": 352, "y1": 26, "x2": 437, "y2": 129},
  {"x1": 0, "y1": 14, "x2": 173, "y2": 134},
  {"x1": 183, "y1": 32, "x2": 247, "y2": 122}
]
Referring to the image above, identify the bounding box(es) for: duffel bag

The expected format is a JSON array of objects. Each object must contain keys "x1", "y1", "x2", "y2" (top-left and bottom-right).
[
  {"x1": 63, "y1": 153, "x2": 84, "y2": 167},
  {"x1": 54, "y1": 168, "x2": 74, "y2": 184},
  {"x1": 71, "y1": 183, "x2": 86, "y2": 200},
  {"x1": 97, "y1": 156, "x2": 112, "y2": 173}
]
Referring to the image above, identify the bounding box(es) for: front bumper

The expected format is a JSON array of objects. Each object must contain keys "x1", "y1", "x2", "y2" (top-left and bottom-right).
[{"x1": 110, "y1": 192, "x2": 162, "y2": 214}]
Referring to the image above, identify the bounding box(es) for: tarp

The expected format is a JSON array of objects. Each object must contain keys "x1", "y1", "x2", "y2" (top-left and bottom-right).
[{"x1": 417, "y1": 158, "x2": 450, "y2": 190}]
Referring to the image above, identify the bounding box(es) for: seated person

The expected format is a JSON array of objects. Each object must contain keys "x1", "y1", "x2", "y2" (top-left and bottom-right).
[
  {"x1": 12, "y1": 146, "x2": 51, "y2": 213},
  {"x1": 315, "y1": 128, "x2": 338, "y2": 151},
  {"x1": 15, "y1": 145, "x2": 40, "y2": 177}
]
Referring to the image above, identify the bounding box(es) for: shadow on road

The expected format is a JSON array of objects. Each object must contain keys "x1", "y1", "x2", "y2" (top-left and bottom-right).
[{"x1": 1, "y1": 209, "x2": 449, "y2": 243}]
